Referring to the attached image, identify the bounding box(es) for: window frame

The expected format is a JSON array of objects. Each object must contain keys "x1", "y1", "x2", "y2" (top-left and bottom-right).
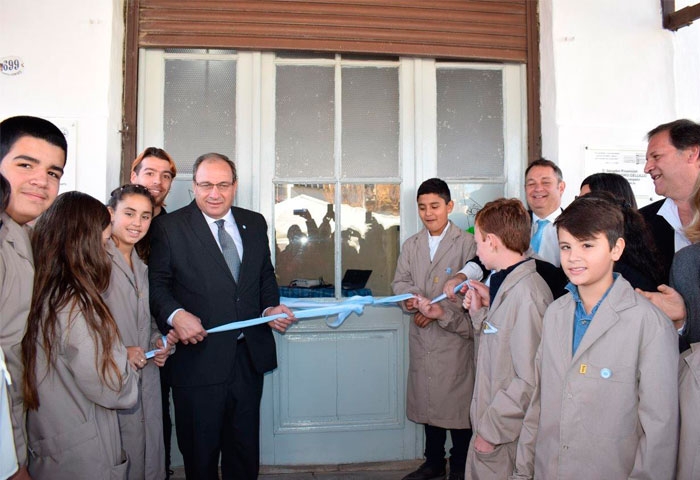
[{"x1": 137, "y1": 50, "x2": 527, "y2": 297}]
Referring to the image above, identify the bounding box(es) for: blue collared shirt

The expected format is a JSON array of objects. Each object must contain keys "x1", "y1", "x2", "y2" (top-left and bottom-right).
[{"x1": 566, "y1": 273, "x2": 619, "y2": 355}]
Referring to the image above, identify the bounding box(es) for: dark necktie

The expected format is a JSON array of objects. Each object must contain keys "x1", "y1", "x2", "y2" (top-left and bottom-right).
[{"x1": 215, "y1": 219, "x2": 241, "y2": 282}]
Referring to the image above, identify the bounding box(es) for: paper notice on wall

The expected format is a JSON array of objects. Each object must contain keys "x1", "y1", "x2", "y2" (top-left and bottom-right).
[
  {"x1": 46, "y1": 118, "x2": 77, "y2": 193},
  {"x1": 584, "y1": 147, "x2": 659, "y2": 208}
]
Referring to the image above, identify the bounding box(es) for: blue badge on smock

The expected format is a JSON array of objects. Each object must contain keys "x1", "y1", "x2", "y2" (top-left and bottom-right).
[
  {"x1": 483, "y1": 321, "x2": 498, "y2": 334},
  {"x1": 600, "y1": 368, "x2": 612, "y2": 379}
]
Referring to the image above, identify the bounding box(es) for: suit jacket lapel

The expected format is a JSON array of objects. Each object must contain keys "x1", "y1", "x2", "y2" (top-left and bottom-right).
[
  {"x1": 232, "y1": 207, "x2": 248, "y2": 285},
  {"x1": 187, "y1": 202, "x2": 236, "y2": 284}
]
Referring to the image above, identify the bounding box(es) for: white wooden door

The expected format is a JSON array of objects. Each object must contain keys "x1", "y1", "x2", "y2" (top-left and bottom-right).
[{"x1": 138, "y1": 49, "x2": 525, "y2": 465}]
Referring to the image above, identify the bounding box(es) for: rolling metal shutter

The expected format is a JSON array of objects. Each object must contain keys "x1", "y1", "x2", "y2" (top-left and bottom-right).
[{"x1": 137, "y1": 0, "x2": 529, "y2": 62}]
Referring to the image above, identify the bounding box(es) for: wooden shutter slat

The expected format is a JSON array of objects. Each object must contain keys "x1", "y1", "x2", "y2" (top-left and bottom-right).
[
  {"x1": 138, "y1": 0, "x2": 528, "y2": 61},
  {"x1": 141, "y1": 0, "x2": 526, "y2": 17},
  {"x1": 141, "y1": 21, "x2": 525, "y2": 48},
  {"x1": 141, "y1": 10, "x2": 526, "y2": 30},
  {"x1": 145, "y1": 34, "x2": 525, "y2": 62}
]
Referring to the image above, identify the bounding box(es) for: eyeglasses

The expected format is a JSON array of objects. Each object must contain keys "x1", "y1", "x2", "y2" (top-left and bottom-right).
[{"x1": 195, "y1": 182, "x2": 234, "y2": 192}]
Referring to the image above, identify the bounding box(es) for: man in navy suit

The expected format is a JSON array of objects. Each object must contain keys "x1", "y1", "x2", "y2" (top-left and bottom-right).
[
  {"x1": 149, "y1": 153, "x2": 295, "y2": 479},
  {"x1": 641, "y1": 119, "x2": 700, "y2": 283}
]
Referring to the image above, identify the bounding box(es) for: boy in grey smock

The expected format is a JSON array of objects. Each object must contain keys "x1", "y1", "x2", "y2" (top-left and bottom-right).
[
  {"x1": 392, "y1": 178, "x2": 476, "y2": 480},
  {"x1": 514, "y1": 195, "x2": 679, "y2": 480}
]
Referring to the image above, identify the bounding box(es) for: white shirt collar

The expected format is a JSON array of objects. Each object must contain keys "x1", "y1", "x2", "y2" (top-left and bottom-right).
[
  {"x1": 532, "y1": 208, "x2": 561, "y2": 223},
  {"x1": 427, "y1": 222, "x2": 450, "y2": 261},
  {"x1": 201, "y1": 209, "x2": 235, "y2": 226},
  {"x1": 427, "y1": 222, "x2": 450, "y2": 240},
  {"x1": 658, "y1": 198, "x2": 691, "y2": 251}
]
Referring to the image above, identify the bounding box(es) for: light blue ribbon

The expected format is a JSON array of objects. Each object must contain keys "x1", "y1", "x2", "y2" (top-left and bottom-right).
[
  {"x1": 208, "y1": 294, "x2": 415, "y2": 332},
  {"x1": 145, "y1": 335, "x2": 168, "y2": 360},
  {"x1": 429, "y1": 280, "x2": 469, "y2": 304},
  {"x1": 148, "y1": 290, "x2": 448, "y2": 350}
]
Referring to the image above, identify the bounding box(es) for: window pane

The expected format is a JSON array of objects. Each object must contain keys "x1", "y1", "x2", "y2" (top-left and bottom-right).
[
  {"x1": 274, "y1": 184, "x2": 336, "y2": 288},
  {"x1": 447, "y1": 183, "x2": 505, "y2": 233},
  {"x1": 342, "y1": 67, "x2": 399, "y2": 178},
  {"x1": 436, "y1": 69, "x2": 504, "y2": 178},
  {"x1": 340, "y1": 184, "x2": 400, "y2": 296},
  {"x1": 164, "y1": 59, "x2": 236, "y2": 173},
  {"x1": 276, "y1": 66, "x2": 335, "y2": 177}
]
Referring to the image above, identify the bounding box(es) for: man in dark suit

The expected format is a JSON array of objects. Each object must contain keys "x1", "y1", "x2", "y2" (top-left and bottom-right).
[
  {"x1": 149, "y1": 152, "x2": 295, "y2": 479},
  {"x1": 640, "y1": 119, "x2": 700, "y2": 283}
]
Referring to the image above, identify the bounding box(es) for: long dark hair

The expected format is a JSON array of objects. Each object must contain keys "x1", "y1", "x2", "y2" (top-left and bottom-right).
[
  {"x1": 585, "y1": 191, "x2": 663, "y2": 286},
  {"x1": 0, "y1": 174, "x2": 9, "y2": 215},
  {"x1": 108, "y1": 184, "x2": 155, "y2": 261},
  {"x1": 580, "y1": 173, "x2": 638, "y2": 210},
  {"x1": 23, "y1": 191, "x2": 122, "y2": 409}
]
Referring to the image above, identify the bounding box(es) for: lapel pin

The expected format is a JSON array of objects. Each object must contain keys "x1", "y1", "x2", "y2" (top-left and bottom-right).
[
  {"x1": 600, "y1": 368, "x2": 612, "y2": 379},
  {"x1": 579, "y1": 363, "x2": 587, "y2": 374},
  {"x1": 242, "y1": 225, "x2": 247, "y2": 230}
]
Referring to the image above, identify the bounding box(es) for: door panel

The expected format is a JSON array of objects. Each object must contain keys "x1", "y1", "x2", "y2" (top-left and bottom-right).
[{"x1": 261, "y1": 307, "x2": 418, "y2": 464}]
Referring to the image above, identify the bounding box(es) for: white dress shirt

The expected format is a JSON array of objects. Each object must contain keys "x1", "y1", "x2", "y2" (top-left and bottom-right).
[
  {"x1": 202, "y1": 210, "x2": 244, "y2": 261},
  {"x1": 428, "y1": 223, "x2": 450, "y2": 261},
  {"x1": 531, "y1": 209, "x2": 561, "y2": 267},
  {"x1": 658, "y1": 197, "x2": 692, "y2": 253}
]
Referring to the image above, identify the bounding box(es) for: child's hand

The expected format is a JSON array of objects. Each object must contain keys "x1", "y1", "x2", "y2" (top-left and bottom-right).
[
  {"x1": 413, "y1": 312, "x2": 436, "y2": 328},
  {"x1": 469, "y1": 280, "x2": 490, "y2": 308},
  {"x1": 415, "y1": 296, "x2": 444, "y2": 320},
  {"x1": 404, "y1": 298, "x2": 418, "y2": 312},
  {"x1": 464, "y1": 288, "x2": 484, "y2": 316},
  {"x1": 474, "y1": 434, "x2": 496, "y2": 454},
  {"x1": 126, "y1": 346, "x2": 147, "y2": 371},
  {"x1": 462, "y1": 290, "x2": 471, "y2": 311},
  {"x1": 153, "y1": 337, "x2": 172, "y2": 367}
]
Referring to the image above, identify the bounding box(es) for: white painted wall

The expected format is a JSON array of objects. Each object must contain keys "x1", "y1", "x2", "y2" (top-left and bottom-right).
[
  {"x1": 674, "y1": 1, "x2": 700, "y2": 119},
  {"x1": 540, "y1": 0, "x2": 700, "y2": 207},
  {"x1": 0, "y1": 0, "x2": 124, "y2": 202}
]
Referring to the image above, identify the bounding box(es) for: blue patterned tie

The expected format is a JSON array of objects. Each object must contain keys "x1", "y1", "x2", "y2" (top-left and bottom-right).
[
  {"x1": 215, "y1": 219, "x2": 241, "y2": 282},
  {"x1": 531, "y1": 219, "x2": 550, "y2": 254}
]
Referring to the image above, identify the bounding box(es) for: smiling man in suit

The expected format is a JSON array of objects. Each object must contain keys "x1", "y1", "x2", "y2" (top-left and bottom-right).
[
  {"x1": 525, "y1": 158, "x2": 566, "y2": 267},
  {"x1": 641, "y1": 119, "x2": 700, "y2": 284},
  {"x1": 149, "y1": 152, "x2": 295, "y2": 480}
]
